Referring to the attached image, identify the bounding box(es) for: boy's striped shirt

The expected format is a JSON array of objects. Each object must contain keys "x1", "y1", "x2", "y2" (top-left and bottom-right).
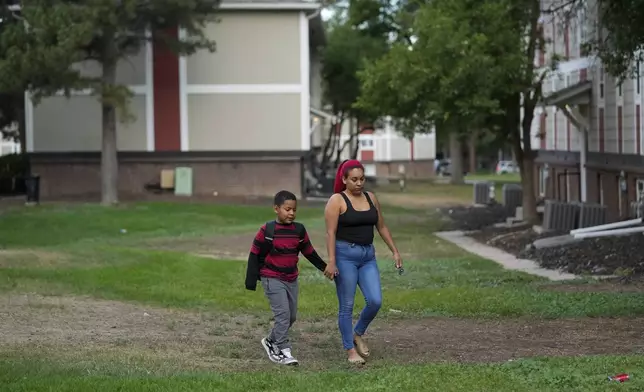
[{"x1": 251, "y1": 222, "x2": 316, "y2": 282}]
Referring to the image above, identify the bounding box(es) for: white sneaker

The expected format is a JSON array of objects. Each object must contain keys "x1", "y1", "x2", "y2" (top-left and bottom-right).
[
  {"x1": 261, "y1": 337, "x2": 280, "y2": 363},
  {"x1": 278, "y1": 348, "x2": 299, "y2": 366}
]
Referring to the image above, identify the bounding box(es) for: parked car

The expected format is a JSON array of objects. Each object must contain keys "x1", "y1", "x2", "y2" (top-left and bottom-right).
[{"x1": 495, "y1": 160, "x2": 519, "y2": 175}]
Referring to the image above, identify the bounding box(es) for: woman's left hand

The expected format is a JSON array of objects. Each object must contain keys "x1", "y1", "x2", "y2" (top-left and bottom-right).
[{"x1": 393, "y1": 252, "x2": 403, "y2": 269}]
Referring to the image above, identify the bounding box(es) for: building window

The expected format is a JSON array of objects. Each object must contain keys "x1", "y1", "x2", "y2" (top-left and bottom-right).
[
  {"x1": 359, "y1": 139, "x2": 374, "y2": 148},
  {"x1": 637, "y1": 179, "x2": 644, "y2": 202},
  {"x1": 618, "y1": 82, "x2": 622, "y2": 96}
]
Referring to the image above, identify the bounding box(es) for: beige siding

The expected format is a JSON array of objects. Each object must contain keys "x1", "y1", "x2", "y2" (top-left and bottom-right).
[
  {"x1": 187, "y1": 93, "x2": 300, "y2": 151},
  {"x1": 32, "y1": 95, "x2": 147, "y2": 152},
  {"x1": 71, "y1": 47, "x2": 147, "y2": 86},
  {"x1": 186, "y1": 12, "x2": 301, "y2": 85}
]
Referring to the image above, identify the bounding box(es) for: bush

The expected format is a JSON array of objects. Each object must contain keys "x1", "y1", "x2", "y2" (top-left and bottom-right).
[
  {"x1": 0, "y1": 153, "x2": 29, "y2": 195},
  {"x1": 0, "y1": 153, "x2": 28, "y2": 178}
]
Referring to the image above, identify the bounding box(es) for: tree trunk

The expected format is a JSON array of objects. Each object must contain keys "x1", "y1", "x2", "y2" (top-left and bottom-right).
[
  {"x1": 468, "y1": 129, "x2": 477, "y2": 174},
  {"x1": 100, "y1": 56, "x2": 119, "y2": 206},
  {"x1": 449, "y1": 132, "x2": 464, "y2": 185},
  {"x1": 351, "y1": 120, "x2": 360, "y2": 159},
  {"x1": 519, "y1": 99, "x2": 538, "y2": 223}
]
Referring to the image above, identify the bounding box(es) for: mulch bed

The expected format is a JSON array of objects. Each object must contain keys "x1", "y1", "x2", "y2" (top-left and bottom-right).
[
  {"x1": 438, "y1": 203, "x2": 515, "y2": 231},
  {"x1": 465, "y1": 222, "x2": 644, "y2": 277},
  {"x1": 519, "y1": 233, "x2": 644, "y2": 276}
]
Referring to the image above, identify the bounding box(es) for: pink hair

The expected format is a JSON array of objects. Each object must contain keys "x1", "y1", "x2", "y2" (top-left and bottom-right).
[{"x1": 333, "y1": 159, "x2": 364, "y2": 193}]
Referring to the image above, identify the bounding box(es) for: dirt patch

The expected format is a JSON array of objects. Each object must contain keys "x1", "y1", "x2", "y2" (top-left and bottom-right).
[
  {"x1": 538, "y1": 278, "x2": 644, "y2": 293},
  {"x1": 0, "y1": 249, "x2": 69, "y2": 268},
  {"x1": 142, "y1": 233, "x2": 256, "y2": 260},
  {"x1": 3, "y1": 293, "x2": 644, "y2": 370}
]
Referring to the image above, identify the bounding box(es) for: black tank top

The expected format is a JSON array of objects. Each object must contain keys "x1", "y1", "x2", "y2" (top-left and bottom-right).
[{"x1": 336, "y1": 192, "x2": 379, "y2": 245}]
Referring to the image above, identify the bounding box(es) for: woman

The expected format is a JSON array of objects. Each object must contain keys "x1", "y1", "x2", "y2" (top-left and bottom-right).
[{"x1": 323, "y1": 159, "x2": 403, "y2": 364}]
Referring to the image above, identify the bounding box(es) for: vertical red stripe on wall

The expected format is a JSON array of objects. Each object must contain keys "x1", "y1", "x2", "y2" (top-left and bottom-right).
[
  {"x1": 618, "y1": 106, "x2": 623, "y2": 153},
  {"x1": 637, "y1": 105, "x2": 641, "y2": 154},
  {"x1": 580, "y1": 68, "x2": 587, "y2": 81},
  {"x1": 360, "y1": 150, "x2": 374, "y2": 161},
  {"x1": 153, "y1": 27, "x2": 181, "y2": 151},
  {"x1": 540, "y1": 112, "x2": 546, "y2": 149},
  {"x1": 599, "y1": 108, "x2": 605, "y2": 152}
]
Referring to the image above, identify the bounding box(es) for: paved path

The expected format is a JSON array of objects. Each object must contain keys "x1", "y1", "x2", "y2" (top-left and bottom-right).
[{"x1": 435, "y1": 230, "x2": 579, "y2": 281}]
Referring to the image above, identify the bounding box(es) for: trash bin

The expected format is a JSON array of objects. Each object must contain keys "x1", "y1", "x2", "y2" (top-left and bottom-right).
[{"x1": 24, "y1": 175, "x2": 40, "y2": 204}]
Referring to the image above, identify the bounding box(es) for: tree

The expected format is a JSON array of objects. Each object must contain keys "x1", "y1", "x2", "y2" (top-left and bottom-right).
[
  {"x1": 356, "y1": 0, "x2": 506, "y2": 185},
  {"x1": 581, "y1": 0, "x2": 644, "y2": 79},
  {"x1": 0, "y1": 0, "x2": 220, "y2": 205},
  {"x1": 319, "y1": 12, "x2": 386, "y2": 174}
]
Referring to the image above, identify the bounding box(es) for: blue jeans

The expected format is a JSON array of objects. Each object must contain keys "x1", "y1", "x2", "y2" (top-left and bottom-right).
[{"x1": 334, "y1": 240, "x2": 383, "y2": 350}]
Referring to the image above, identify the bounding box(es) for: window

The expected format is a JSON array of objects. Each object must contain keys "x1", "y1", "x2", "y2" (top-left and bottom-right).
[
  {"x1": 359, "y1": 139, "x2": 374, "y2": 148},
  {"x1": 618, "y1": 82, "x2": 622, "y2": 96},
  {"x1": 637, "y1": 179, "x2": 644, "y2": 202},
  {"x1": 539, "y1": 167, "x2": 549, "y2": 197}
]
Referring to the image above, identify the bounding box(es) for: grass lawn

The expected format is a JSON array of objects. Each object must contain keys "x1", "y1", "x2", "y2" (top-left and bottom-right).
[
  {"x1": 466, "y1": 172, "x2": 521, "y2": 184},
  {"x1": 1, "y1": 189, "x2": 643, "y2": 391}
]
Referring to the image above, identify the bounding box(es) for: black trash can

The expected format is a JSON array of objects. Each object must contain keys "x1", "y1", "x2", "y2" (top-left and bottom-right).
[{"x1": 24, "y1": 175, "x2": 40, "y2": 204}]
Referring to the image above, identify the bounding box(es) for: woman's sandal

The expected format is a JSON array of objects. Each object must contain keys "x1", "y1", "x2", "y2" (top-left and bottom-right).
[
  {"x1": 348, "y1": 355, "x2": 366, "y2": 365},
  {"x1": 354, "y1": 335, "x2": 370, "y2": 358}
]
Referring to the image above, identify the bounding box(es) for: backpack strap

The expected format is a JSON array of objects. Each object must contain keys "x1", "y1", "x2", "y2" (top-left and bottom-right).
[{"x1": 260, "y1": 220, "x2": 276, "y2": 260}]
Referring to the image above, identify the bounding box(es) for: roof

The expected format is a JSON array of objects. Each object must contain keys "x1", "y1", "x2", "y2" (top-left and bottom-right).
[
  {"x1": 540, "y1": 80, "x2": 592, "y2": 107},
  {"x1": 220, "y1": 0, "x2": 321, "y2": 10}
]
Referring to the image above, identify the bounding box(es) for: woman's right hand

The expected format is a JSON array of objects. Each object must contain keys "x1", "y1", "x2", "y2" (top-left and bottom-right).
[{"x1": 324, "y1": 262, "x2": 338, "y2": 280}]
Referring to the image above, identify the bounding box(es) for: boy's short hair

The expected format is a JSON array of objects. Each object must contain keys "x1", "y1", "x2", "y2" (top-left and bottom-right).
[{"x1": 274, "y1": 190, "x2": 297, "y2": 206}]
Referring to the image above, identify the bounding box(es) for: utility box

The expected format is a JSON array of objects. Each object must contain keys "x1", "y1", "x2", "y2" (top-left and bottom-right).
[
  {"x1": 174, "y1": 167, "x2": 193, "y2": 196},
  {"x1": 160, "y1": 169, "x2": 175, "y2": 189}
]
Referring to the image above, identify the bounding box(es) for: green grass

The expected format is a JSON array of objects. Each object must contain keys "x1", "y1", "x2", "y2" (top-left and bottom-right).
[
  {"x1": 1, "y1": 196, "x2": 643, "y2": 390},
  {"x1": 1, "y1": 355, "x2": 642, "y2": 391},
  {"x1": 466, "y1": 172, "x2": 521, "y2": 184},
  {"x1": 2, "y1": 201, "x2": 644, "y2": 319}
]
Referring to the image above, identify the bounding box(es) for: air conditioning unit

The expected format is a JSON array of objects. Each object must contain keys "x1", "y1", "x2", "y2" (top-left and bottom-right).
[
  {"x1": 576, "y1": 202, "x2": 607, "y2": 228},
  {"x1": 502, "y1": 184, "x2": 523, "y2": 213},
  {"x1": 542, "y1": 200, "x2": 581, "y2": 231},
  {"x1": 472, "y1": 182, "x2": 491, "y2": 205}
]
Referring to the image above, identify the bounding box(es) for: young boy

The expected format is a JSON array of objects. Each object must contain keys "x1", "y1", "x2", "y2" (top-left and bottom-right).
[{"x1": 245, "y1": 190, "x2": 329, "y2": 366}]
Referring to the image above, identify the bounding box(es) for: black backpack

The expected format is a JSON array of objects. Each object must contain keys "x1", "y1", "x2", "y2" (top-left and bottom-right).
[{"x1": 259, "y1": 220, "x2": 306, "y2": 264}]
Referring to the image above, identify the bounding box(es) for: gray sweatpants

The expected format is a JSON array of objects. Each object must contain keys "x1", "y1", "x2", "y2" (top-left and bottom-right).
[{"x1": 261, "y1": 276, "x2": 299, "y2": 350}]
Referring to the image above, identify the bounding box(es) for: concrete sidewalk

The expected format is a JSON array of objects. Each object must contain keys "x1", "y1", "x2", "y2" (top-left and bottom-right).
[{"x1": 435, "y1": 230, "x2": 579, "y2": 281}]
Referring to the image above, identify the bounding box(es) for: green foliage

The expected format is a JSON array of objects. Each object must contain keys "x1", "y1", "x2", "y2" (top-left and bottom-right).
[
  {"x1": 356, "y1": 0, "x2": 518, "y2": 139},
  {"x1": 583, "y1": 0, "x2": 644, "y2": 80},
  {"x1": 0, "y1": 0, "x2": 220, "y2": 115},
  {"x1": 0, "y1": 153, "x2": 28, "y2": 178},
  {"x1": 320, "y1": 21, "x2": 387, "y2": 118}
]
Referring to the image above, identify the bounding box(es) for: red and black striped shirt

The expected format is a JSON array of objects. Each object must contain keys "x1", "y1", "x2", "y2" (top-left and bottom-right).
[{"x1": 245, "y1": 222, "x2": 326, "y2": 290}]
